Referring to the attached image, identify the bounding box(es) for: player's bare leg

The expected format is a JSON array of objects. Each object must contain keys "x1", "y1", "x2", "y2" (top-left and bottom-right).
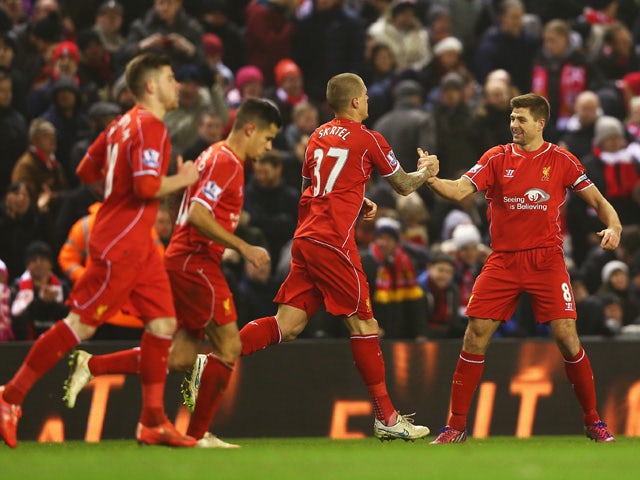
[
  {"x1": 183, "y1": 321, "x2": 240, "y2": 448},
  {"x1": 344, "y1": 314, "x2": 430, "y2": 441},
  {"x1": 550, "y1": 318, "x2": 615, "y2": 442},
  {"x1": 431, "y1": 317, "x2": 500, "y2": 444}
]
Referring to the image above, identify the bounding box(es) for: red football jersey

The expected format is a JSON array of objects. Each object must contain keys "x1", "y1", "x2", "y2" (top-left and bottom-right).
[
  {"x1": 464, "y1": 142, "x2": 592, "y2": 252},
  {"x1": 296, "y1": 118, "x2": 400, "y2": 249},
  {"x1": 166, "y1": 141, "x2": 244, "y2": 264},
  {"x1": 80, "y1": 105, "x2": 171, "y2": 261}
]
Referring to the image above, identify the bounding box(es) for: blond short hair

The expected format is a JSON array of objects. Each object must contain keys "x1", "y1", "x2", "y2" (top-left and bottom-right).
[
  {"x1": 326, "y1": 73, "x2": 364, "y2": 113},
  {"x1": 28, "y1": 118, "x2": 56, "y2": 142}
]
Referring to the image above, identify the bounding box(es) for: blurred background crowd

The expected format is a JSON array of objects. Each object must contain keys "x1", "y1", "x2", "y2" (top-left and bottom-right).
[{"x1": 0, "y1": 0, "x2": 639, "y2": 342}]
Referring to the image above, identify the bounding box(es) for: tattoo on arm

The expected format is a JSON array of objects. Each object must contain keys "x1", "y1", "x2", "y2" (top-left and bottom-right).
[{"x1": 387, "y1": 169, "x2": 425, "y2": 196}]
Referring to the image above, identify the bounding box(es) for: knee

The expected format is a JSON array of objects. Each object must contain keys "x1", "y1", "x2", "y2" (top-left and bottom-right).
[
  {"x1": 146, "y1": 317, "x2": 177, "y2": 337},
  {"x1": 66, "y1": 314, "x2": 96, "y2": 340},
  {"x1": 213, "y1": 334, "x2": 242, "y2": 362},
  {"x1": 344, "y1": 317, "x2": 379, "y2": 336},
  {"x1": 462, "y1": 325, "x2": 490, "y2": 353},
  {"x1": 278, "y1": 315, "x2": 307, "y2": 342},
  {"x1": 169, "y1": 349, "x2": 197, "y2": 372}
]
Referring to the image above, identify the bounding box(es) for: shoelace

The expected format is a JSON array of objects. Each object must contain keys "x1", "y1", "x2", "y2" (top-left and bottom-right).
[
  {"x1": 397, "y1": 412, "x2": 417, "y2": 424},
  {"x1": 591, "y1": 422, "x2": 612, "y2": 439}
]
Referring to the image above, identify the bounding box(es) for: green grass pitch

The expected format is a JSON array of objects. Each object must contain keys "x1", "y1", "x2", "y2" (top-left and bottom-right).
[{"x1": 1, "y1": 437, "x2": 638, "y2": 480}]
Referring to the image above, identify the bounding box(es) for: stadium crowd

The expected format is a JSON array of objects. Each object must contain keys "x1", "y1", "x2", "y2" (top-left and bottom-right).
[{"x1": 0, "y1": 0, "x2": 639, "y2": 342}]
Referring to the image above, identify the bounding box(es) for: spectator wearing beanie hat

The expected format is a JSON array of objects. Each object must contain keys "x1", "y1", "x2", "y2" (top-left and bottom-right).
[
  {"x1": 450, "y1": 223, "x2": 486, "y2": 317},
  {"x1": 417, "y1": 250, "x2": 466, "y2": 339},
  {"x1": 581, "y1": 115, "x2": 640, "y2": 225},
  {"x1": 597, "y1": 258, "x2": 638, "y2": 326},
  {"x1": 11, "y1": 240, "x2": 68, "y2": 340},
  {"x1": 93, "y1": 0, "x2": 125, "y2": 55},
  {"x1": 226, "y1": 65, "x2": 263, "y2": 108},
  {"x1": 361, "y1": 216, "x2": 428, "y2": 340},
  {"x1": 266, "y1": 58, "x2": 307, "y2": 126},
  {"x1": 27, "y1": 40, "x2": 83, "y2": 119},
  {"x1": 202, "y1": 33, "x2": 234, "y2": 92}
]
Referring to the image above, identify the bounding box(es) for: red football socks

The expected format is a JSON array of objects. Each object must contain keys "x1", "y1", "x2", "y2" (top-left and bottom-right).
[
  {"x1": 350, "y1": 334, "x2": 396, "y2": 424},
  {"x1": 3, "y1": 320, "x2": 79, "y2": 405},
  {"x1": 138, "y1": 331, "x2": 172, "y2": 427},
  {"x1": 563, "y1": 346, "x2": 600, "y2": 425},
  {"x1": 88, "y1": 348, "x2": 141, "y2": 376},
  {"x1": 448, "y1": 350, "x2": 485, "y2": 432},
  {"x1": 239, "y1": 316, "x2": 281, "y2": 356},
  {"x1": 186, "y1": 354, "x2": 234, "y2": 440}
]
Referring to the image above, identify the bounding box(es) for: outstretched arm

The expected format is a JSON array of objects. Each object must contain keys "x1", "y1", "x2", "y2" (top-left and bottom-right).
[
  {"x1": 426, "y1": 174, "x2": 477, "y2": 202},
  {"x1": 576, "y1": 185, "x2": 622, "y2": 250},
  {"x1": 386, "y1": 148, "x2": 439, "y2": 196}
]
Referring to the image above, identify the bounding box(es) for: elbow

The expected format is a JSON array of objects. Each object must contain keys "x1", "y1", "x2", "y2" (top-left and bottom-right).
[
  {"x1": 133, "y1": 176, "x2": 161, "y2": 200},
  {"x1": 186, "y1": 205, "x2": 205, "y2": 230},
  {"x1": 133, "y1": 184, "x2": 158, "y2": 200},
  {"x1": 398, "y1": 186, "x2": 414, "y2": 197},
  {"x1": 393, "y1": 184, "x2": 413, "y2": 197}
]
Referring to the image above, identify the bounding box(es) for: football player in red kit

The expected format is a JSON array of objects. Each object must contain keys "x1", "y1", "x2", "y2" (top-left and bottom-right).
[
  {"x1": 427, "y1": 93, "x2": 621, "y2": 444},
  {"x1": 64, "y1": 98, "x2": 282, "y2": 448},
  {"x1": 65, "y1": 74, "x2": 438, "y2": 443},
  {"x1": 193, "y1": 72, "x2": 439, "y2": 441},
  {"x1": 0, "y1": 53, "x2": 199, "y2": 448}
]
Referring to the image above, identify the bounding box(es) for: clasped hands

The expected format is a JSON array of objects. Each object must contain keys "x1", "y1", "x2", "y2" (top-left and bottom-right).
[{"x1": 417, "y1": 148, "x2": 439, "y2": 180}]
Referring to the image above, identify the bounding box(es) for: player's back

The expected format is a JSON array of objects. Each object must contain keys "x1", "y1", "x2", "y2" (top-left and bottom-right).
[
  {"x1": 295, "y1": 117, "x2": 399, "y2": 249},
  {"x1": 89, "y1": 105, "x2": 171, "y2": 261},
  {"x1": 166, "y1": 141, "x2": 245, "y2": 264}
]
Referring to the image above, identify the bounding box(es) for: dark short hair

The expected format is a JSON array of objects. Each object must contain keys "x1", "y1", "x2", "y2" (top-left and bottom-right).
[
  {"x1": 428, "y1": 251, "x2": 456, "y2": 267},
  {"x1": 232, "y1": 98, "x2": 282, "y2": 131},
  {"x1": 256, "y1": 150, "x2": 283, "y2": 168},
  {"x1": 510, "y1": 93, "x2": 550, "y2": 123},
  {"x1": 125, "y1": 53, "x2": 172, "y2": 99},
  {"x1": 25, "y1": 241, "x2": 53, "y2": 264}
]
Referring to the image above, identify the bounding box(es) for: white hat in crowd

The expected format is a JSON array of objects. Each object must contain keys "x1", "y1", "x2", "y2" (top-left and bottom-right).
[
  {"x1": 601, "y1": 260, "x2": 629, "y2": 284},
  {"x1": 451, "y1": 223, "x2": 481, "y2": 249},
  {"x1": 593, "y1": 115, "x2": 625, "y2": 146},
  {"x1": 433, "y1": 36, "x2": 463, "y2": 57}
]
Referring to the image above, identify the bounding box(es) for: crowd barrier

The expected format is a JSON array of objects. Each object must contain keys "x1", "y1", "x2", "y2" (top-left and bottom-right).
[{"x1": 1, "y1": 338, "x2": 638, "y2": 442}]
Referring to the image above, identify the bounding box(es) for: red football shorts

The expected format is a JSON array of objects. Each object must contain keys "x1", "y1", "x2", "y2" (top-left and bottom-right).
[
  {"x1": 69, "y1": 249, "x2": 175, "y2": 326},
  {"x1": 274, "y1": 238, "x2": 373, "y2": 320},
  {"x1": 465, "y1": 246, "x2": 576, "y2": 323},
  {"x1": 166, "y1": 258, "x2": 237, "y2": 339}
]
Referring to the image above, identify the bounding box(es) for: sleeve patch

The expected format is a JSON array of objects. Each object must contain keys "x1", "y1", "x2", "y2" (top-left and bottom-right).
[
  {"x1": 202, "y1": 181, "x2": 223, "y2": 202},
  {"x1": 142, "y1": 149, "x2": 160, "y2": 169},
  {"x1": 386, "y1": 150, "x2": 398, "y2": 167}
]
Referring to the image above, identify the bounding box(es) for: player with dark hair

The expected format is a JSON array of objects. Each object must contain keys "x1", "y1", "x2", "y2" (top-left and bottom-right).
[
  {"x1": 0, "y1": 53, "x2": 199, "y2": 448},
  {"x1": 426, "y1": 93, "x2": 621, "y2": 444},
  {"x1": 64, "y1": 98, "x2": 283, "y2": 448},
  {"x1": 181, "y1": 72, "x2": 439, "y2": 441}
]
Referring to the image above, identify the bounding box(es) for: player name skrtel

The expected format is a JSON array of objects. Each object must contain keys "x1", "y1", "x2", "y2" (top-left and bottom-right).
[{"x1": 316, "y1": 126, "x2": 351, "y2": 141}]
